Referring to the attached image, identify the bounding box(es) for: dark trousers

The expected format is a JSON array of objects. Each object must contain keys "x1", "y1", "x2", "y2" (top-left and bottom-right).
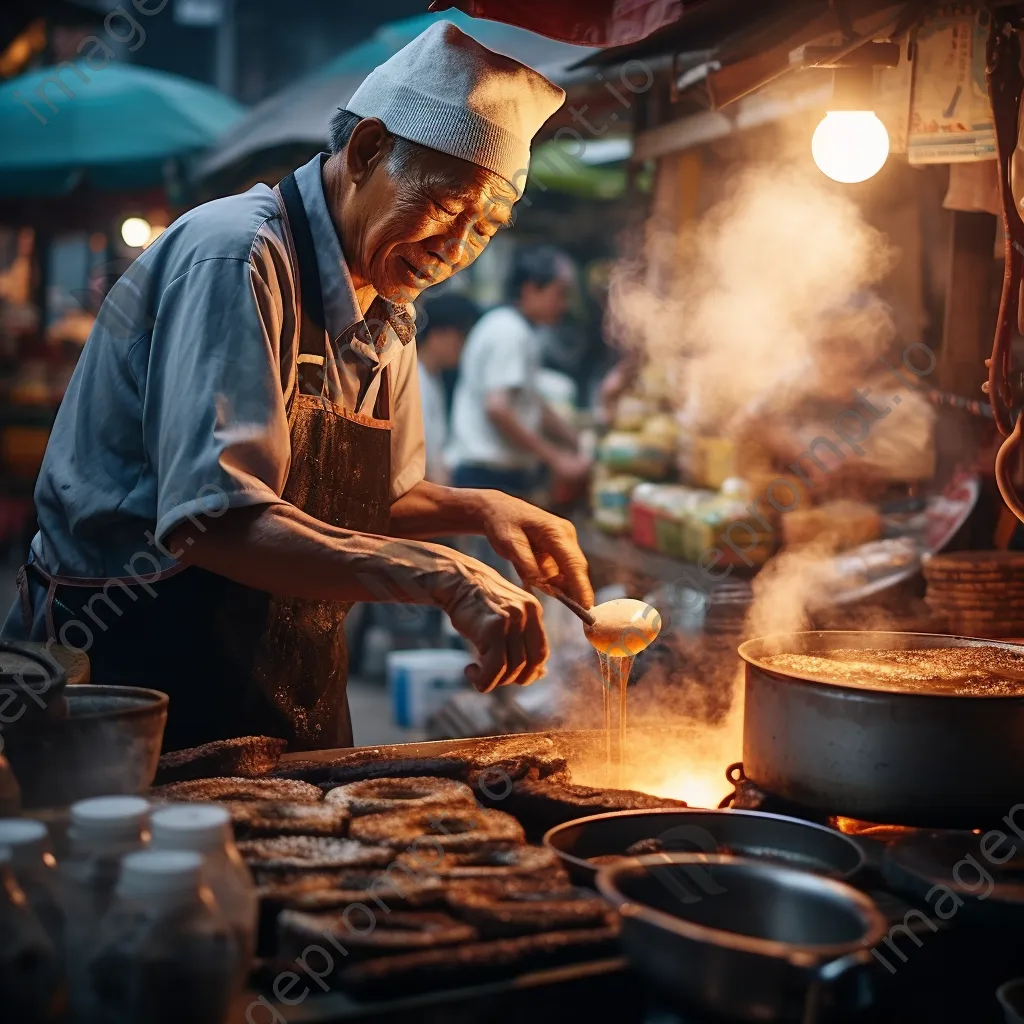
[{"x1": 450, "y1": 463, "x2": 540, "y2": 501}]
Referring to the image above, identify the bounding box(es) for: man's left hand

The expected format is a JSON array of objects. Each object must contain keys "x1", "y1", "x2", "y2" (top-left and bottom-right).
[{"x1": 480, "y1": 495, "x2": 594, "y2": 608}]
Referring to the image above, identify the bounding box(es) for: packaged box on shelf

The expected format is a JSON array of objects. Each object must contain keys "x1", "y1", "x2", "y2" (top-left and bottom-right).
[
  {"x1": 630, "y1": 484, "x2": 714, "y2": 557},
  {"x1": 591, "y1": 472, "x2": 641, "y2": 536},
  {"x1": 683, "y1": 494, "x2": 776, "y2": 567},
  {"x1": 598, "y1": 431, "x2": 676, "y2": 480},
  {"x1": 684, "y1": 436, "x2": 737, "y2": 490}
]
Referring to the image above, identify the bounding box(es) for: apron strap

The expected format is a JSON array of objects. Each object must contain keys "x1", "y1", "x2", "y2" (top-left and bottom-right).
[
  {"x1": 15, "y1": 565, "x2": 33, "y2": 635},
  {"x1": 278, "y1": 171, "x2": 327, "y2": 361},
  {"x1": 279, "y1": 167, "x2": 391, "y2": 421}
]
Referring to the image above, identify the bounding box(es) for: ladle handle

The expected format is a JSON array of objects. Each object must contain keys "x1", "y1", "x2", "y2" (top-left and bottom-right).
[{"x1": 535, "y1": 585, "x2": 595, "y2": 627}]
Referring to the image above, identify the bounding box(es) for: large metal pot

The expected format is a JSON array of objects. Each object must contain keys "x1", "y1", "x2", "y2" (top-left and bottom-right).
[
  {"x1": 597, "y1": 853, "x2": 886, "y2": 1021},
  {"x1": 739, "y1": 631, "x2": 1024, "y2": 826}
]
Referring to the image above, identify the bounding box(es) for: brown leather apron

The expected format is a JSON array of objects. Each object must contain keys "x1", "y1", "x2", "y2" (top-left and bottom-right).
[{"x1": 17, "y1": 171, "x2": 391, "y2": 752}]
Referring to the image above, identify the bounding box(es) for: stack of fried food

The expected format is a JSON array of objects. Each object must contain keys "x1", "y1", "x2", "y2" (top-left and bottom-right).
[
  {"x1": 150, "y1": 734, "x2": 685, "y2": 1000},
  {"x1": 923, "y1": 551, "x2": 1024, "y2": 640}
]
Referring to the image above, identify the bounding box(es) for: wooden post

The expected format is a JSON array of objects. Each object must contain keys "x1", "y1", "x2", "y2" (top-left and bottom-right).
[
  {"x1": 937, "y1": 210, "x2": 1002, "y2": 549},
  {"x1": 937, "y1": 210, "x2": 997, "y2": 398}
]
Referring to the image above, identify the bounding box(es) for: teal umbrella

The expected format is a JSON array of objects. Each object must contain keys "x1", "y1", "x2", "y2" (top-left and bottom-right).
[
  {"x1": 0, "y1": 62, "x2": 245, "y2": 197},
  {"x1": 196, "y1": 11, "x2": 594, "y2": 186}
]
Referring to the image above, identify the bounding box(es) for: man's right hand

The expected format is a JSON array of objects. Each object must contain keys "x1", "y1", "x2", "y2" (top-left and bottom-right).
[{"x1": 440, "y1": 553, "x2": 548, "y2": 693}]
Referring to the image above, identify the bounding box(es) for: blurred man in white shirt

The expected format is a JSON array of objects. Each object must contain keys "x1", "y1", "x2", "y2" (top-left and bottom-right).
[
  {"x1": 448, "y1": 245, "x2": 589, "y2": 500},
  {"x1": 416, "y1": 294, "x2": 480, "y2": 484}
]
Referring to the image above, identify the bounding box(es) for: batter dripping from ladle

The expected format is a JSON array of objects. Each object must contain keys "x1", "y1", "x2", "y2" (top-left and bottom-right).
[{"x1": 583, "y1": 598, "x2": 662, "y2": 786}]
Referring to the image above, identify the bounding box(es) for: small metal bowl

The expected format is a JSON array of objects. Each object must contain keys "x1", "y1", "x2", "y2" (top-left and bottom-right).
[
  {"x1": 998, "y1": 979, "x2": 1024, "y2": 1024},
  {"x1": 543, "y1": 808, "x2": 866, "y2": 886},
  {"x1": 597, "y1": 853, "x2": 887, "y2": 1021},
  {"x1": 3, "y1": 685, "x2": 168, "y2": 808}
]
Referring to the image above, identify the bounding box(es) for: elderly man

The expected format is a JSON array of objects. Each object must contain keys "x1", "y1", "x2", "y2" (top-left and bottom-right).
[{"x1": 3, "y1": 22, "x2": 592, "y2": 752}]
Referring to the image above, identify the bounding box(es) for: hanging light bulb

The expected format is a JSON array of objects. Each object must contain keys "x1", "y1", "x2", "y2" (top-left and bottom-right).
[
  {"x1": 811, "y1": 65, "x2": 890, "y2": 184},
  {"x1": 120, "y1": 217, "x2": 151, "y2": 248},
  {"x1": 812, "y1": 110, "x2": 890, "y2": 183}
]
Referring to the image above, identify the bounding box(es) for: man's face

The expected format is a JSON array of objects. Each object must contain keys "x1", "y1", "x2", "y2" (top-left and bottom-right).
[
  {"x1": 340, "y1": 123, "x2": 518, "y2": 304},
  {"x1": 429, "y1": 326, "x2": 467, "y2": 370},
  {"x1": 523, "y1": 275, "x2": 571, "y2": 326}
]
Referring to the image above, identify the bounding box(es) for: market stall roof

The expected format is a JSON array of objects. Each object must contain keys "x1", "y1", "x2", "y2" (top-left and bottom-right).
[
  {"x1": 195, "y1": 9, "x2": 597, "y2": 190},
  {"x1": 427, "y1": 0, "x2": 708, "y2": 48},
  {"x1": 590, "y1": 0, "x2": 909, "y2": 109},
  {"x1": 432, "y1": 1, "x2": 910, "y2": 110},
  {"x1": 0, "y1": 62, "x2": 244, "y2": 198}
]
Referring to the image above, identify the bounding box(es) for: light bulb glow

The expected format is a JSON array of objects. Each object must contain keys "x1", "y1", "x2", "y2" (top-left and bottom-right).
[
  {"x1": 811, "y1": 111, "x2": 889, "y2": 184},
  {"x1": 121, "y1": 217, "x2": 151, "y2": 248}
]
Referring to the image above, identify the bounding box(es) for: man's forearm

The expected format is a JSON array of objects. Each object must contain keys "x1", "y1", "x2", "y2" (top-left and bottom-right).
[
  {"x1": 389, "y1": 480, "x2": 495, "y2": 539},
  {"x1": 540, "y1": 400, "x2": 578, "y2": 449},
  {"x1": 168, "y1": 502, "x2": 464, "y2": 607}
]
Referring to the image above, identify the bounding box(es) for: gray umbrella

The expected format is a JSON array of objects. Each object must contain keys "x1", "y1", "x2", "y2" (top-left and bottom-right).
[{"x1": 193, "y1": 72, "x2": 362, "y2": 188}]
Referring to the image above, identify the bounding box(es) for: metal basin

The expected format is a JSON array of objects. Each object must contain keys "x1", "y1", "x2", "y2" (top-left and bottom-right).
[
  {"x1": 2, "y1": 685, "x2": 168, "y2": 808},
  {"x1": 597, "y1": 853, "x2": 887, "y2": 1021},
  {"x1": 544, "y1": 808, "x2": 865, "y2": 886},
  {"x1": 740, "y1": 631, "x2": 1024, "y2": 826}
]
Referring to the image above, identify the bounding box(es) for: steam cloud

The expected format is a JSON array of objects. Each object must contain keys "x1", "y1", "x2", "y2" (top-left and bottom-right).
[
  {"x1": 607, "y1": 160, "x2": 897, "y2": 432},
  {"x1": 572, "y1": 159, "x2": 909, "y2": 804}
]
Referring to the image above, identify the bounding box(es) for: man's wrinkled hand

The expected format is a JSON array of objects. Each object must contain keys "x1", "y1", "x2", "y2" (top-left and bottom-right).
[
  {"x1": 479, "y1": 494, "x2": 594, "y2": 609},
  {"x1": 442, "y1": 554, "x2": 549, "y2": 693}
]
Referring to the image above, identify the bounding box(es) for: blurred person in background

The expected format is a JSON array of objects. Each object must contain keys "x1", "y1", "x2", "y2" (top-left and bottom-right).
[
  {"x1": 596, "y1": 348, "x2": 641, "y2": 426},
  {"x1": 448, "y1": 245, "x2": 590, "y2": 502},
  {"x1": 416, "y1": 293, "x2": 480, "y2": 484}
]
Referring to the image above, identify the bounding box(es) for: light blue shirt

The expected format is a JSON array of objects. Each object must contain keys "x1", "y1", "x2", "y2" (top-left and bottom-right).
[{"x1": 27, "y1": 155, "x2": 425, "y2": 581}]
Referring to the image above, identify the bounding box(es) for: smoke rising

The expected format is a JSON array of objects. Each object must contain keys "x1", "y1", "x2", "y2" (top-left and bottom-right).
[
  {"x1": 570, "y1": 159, "x2": 912, "y2": 805},
  {"x1": 607, "y1": 160, "x2": 897, "y2": 432}
]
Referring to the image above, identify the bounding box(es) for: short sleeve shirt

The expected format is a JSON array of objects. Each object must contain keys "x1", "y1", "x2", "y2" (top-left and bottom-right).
[
  {"x1": 31, "y1": 154, "x2": 425, "y2": 578},
  {"x1": 418, "y1": 366, "x2": 448, "y2": 482},
  {"x1": 446, "y1": 305, "x2": 543, "y2": 471}
]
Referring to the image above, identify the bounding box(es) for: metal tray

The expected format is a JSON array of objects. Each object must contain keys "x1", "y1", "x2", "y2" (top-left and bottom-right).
[
  {"x1": 277, "y1": 730, "x2": 601, "y2": 767},
  {"x1": 232, "y1": 957, "x2": 632, "y2": 1024}
]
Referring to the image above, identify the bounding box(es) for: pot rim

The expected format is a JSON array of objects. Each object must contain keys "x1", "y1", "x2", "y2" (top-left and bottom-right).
[
  {"x1": 0, "y1": 640, "x2": 67, "y2": 693},
  {"x1": 543, "y1": 808, "x2": 866, "y2": 880},
  {"x1": 57, "y1": 684, "x2": 168, "y2": 721},
  {"x1": 739, "y1": 631, "x2": 1024, "y2": 700},
  {"x1": 596, "y1": 852, "x2": 889, "y2": 965}
]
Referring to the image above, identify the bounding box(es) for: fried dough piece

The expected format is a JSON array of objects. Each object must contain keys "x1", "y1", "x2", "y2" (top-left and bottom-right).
[
  {"x1": 155, "y1": 736, "x2": 287, "y2": 785},
  {"x1": 150, "y1": 776, "x2": 321, "y2": 804},
  {"x1": 325, "y1": 777, "x2": 476, "y2": 816},
  {"x1": 227, "y1": 801, "x2": 348, "y2": 838}
]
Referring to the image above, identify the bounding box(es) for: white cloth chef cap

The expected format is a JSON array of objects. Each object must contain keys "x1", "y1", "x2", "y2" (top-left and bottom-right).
[{"x1": 344, "y1": 21, "x2": 565, "y2": 197}]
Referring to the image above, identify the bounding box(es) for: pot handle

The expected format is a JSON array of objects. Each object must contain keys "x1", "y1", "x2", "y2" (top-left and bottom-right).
[
  {"x1": 795, "y1": 948, "x2": 876, "y2": 1024},
  {"x1": 813, "y1": 947, "x2": 875, "y2": 985}
]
